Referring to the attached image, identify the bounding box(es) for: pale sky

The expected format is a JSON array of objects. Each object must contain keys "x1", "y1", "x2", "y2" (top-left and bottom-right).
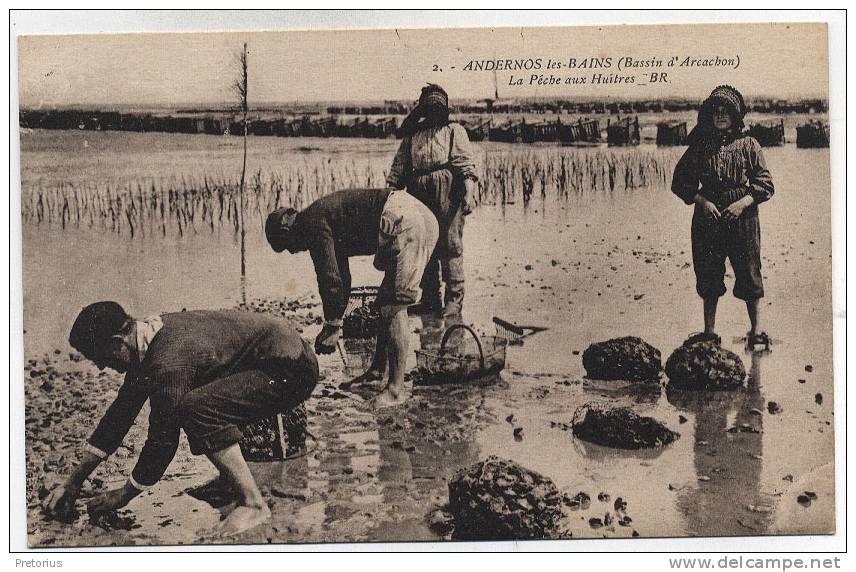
[{"x1": 18, "y1": 22, "x2": 828, "y2": 108}]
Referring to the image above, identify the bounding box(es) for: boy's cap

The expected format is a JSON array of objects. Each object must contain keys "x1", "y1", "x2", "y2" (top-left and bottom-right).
[
  {"x1": 265, "y1": 207, "x2": 299, "y2": 252},
  {"x1": 69, "y1": 301, "x2": 130, "y2": 356}
]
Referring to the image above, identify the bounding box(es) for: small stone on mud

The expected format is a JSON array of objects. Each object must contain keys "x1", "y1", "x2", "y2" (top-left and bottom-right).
[
  {"x1": 270, "y1": 486, "x2": 308, "y2": 501},
  {"x1": 698, "y1": 475, "x2": 711, "y2": 482},
  {"x1": 573, "y1": 491, "x2": 591, "y2": 508},
  {"x1": 589, "y1": 517, "x2": 603, "y2": 529},
  {"x1": 597, "y1": 492, "x2": 610, "y2": 502},
  {"x1": 797, "y1": 494, "x2": 812, "y2": 507},
  {"x1": 618, "y1": 515, "x2": 632, "y2": 526},
  {"x1": 505, "y1": 414, "x2": 515, "y2": 424},
  {"x1": 678, "y1": 415, "x2": 688, "y2": 424},
  {"x1": 614, "y1": 497, "x2": 627, "y2": 512},
  {"x1": 805, "y1": 365, "x2": 814, "y2": 372},
  {"x1": 798, "y1": 379, "x2": 806, "y2": 384},
  {"x1": 815, "y1": 393, "x2": 823, "y2": 405},
  {"x1": 767, "y1": 401, "x2": 783, "y2": 414},
  {"x1": 513, "y1": 427, "x2": 524, "y2": 441},
  {"x1": 727, "y1": 423, "x2": 761, "y2": 434},
  {"x1": 804, "y1": 491, "x2": 818, "y2": 500},
  {"x1": 426, "y1": 506, "x2": 455, "y2": 537}
]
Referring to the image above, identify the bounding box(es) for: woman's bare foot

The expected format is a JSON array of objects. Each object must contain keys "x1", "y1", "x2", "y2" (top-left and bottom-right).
[
  {"x1": 213, "y1": 504, "x2": 271, "y2": 537},
  {"x1": 372, "y1": 385, "x2": 409, "y2": 408},
  {"x1": 340, "y1": 369, "x2": 384, "y2": 390}
]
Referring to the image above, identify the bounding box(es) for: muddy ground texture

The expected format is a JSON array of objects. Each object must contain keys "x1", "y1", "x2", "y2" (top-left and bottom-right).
[
  {"x1": 25, "y1": 295, "x2": 833, "y2": 546},
  {"x1": 22, "y1": 143, "x2": 835, "y2": 546},
  {"x1": 23, "y1": 319, "x2": 646, "y2": 546}
]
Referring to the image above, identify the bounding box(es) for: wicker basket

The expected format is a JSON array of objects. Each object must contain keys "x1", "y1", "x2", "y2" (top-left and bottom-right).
[
  {"x1": 415, "y1": 324, "x2": 507, "y2": 385},
  {"x1": 239, "y1": 403, "x2": 308, "y2": 461},
  {"x1": 342, "y1": 286, "x2": 380, "y2": 339}
]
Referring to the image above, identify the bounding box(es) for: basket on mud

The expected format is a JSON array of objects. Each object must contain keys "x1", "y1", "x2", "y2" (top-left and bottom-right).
[
  {"x1": 239, "y1": 403, "x2": 308, "y2": 461},
  {"x1": 342, "y1": 286, "x2": 380, "y2": 339},
  {"x1": 571, "y1": 402, "x2": 679, "y2": 449},
  {"x1": 415, "y1": 324, "x2": 507, "y2": 385}
]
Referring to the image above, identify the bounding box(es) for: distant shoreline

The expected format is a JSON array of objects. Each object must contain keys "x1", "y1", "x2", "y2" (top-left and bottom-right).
[{"x1": 17, "y1": 95, "x2": 828, "y2": 116}]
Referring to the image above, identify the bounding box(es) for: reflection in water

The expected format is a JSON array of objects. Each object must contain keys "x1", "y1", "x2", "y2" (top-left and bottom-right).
[
  {"x1": 667, "y1": 353, "x2": 772, "y2": 536},
  {"x1": 341, "y1": 338, "x2": 377, "y2": 377},
  {"x1": 571, "y1": 433, "x2": 672, "y2": 463},
  {"x1": 415, "y1": 314, "x2": 446, "y2": 352},
  {"x1": 366, "y1": 379, "x2": 483, "y2": 539},
  {"x1": 581, "y1": 378, "x2": 662, "y2": 406}
]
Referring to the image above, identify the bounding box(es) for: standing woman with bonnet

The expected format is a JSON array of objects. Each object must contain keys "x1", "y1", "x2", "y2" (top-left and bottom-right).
[
  {"x1": 671, "y1": 85, "x2": 775, "y2": 349},
  {"x1": 387, "y1": 84, "x2": 479, "y2": 317}
]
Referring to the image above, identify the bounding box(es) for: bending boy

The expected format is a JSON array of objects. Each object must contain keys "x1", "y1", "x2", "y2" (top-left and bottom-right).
[{"x1": 45, "y1": 303, "x2": 319, "y2": 536}]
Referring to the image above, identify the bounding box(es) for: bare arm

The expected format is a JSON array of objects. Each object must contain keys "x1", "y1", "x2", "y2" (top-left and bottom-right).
[{"x1": 45, "y1": 374, "x2": 148, "y2": 519}]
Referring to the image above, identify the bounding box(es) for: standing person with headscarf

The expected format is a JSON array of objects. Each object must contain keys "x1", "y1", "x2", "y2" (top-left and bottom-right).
[
  {"x1": 671, "y1": 85, "x2": 775, "y2": 349},
  {"x1": 386, "y1": 84, "x2": 479, "y2": 317}
]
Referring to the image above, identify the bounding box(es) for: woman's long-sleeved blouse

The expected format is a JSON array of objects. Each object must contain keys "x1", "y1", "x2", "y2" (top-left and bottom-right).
[
  {"x1": 672, "y1": 134, "x2": 774, "y2": 207},
  {"x1": 386, "y1": 122, "x2": 479, "y2": 188}
]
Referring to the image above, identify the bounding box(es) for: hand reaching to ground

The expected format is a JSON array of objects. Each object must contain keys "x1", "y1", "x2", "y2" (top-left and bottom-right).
[{"x1": 44, "y1": 481, "x2": 81, "y2": 520}]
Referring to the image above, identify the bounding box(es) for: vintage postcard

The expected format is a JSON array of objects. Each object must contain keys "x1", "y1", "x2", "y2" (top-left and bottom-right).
[{"x1": 16, "y1": 18, "x2": 834, "y2": 548}]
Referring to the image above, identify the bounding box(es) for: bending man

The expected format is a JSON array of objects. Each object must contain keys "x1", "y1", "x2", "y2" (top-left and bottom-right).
[{"x1": 266, "y1": 189, "x2": 439, "y2": 406}]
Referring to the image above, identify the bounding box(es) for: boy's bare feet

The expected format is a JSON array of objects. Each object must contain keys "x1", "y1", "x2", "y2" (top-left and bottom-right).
[
  {"x1": 372, "y1": 385, "x2": 409, "y2": 408},
  {"x1": 214, "y1": 504, "x2": 271, "y2": 537},
  {"x1": 340, "y1": 369, "x2": 384, "y2": 390},
  {"x1": 684, "y1": 331, "x2": 721, "y2": 347}
]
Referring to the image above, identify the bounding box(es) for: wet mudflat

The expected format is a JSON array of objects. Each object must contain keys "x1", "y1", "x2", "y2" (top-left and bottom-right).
[{"x1": 21, "y1": 132, "x2": 834, "y2": 546}]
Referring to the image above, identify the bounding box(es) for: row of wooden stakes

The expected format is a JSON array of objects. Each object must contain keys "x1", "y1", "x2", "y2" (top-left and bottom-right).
[{"x1": 19, "y1": 110, "x2": 829, "y2": 148}]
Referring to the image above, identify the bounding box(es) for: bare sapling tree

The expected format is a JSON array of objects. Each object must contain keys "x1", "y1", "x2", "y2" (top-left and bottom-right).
[{"x1": 234, "y1": 42, "x2": 249, "y2": 304}]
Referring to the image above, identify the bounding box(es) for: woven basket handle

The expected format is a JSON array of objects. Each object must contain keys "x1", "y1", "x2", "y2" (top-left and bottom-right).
[{"x1": 440, "y1": 324, "x2": 485, "y2": 370}]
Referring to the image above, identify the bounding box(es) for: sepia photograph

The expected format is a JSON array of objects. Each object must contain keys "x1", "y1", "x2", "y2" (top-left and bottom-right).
[{"x1": 12, "y1": 12, "x2": 839, "y2": 549}]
